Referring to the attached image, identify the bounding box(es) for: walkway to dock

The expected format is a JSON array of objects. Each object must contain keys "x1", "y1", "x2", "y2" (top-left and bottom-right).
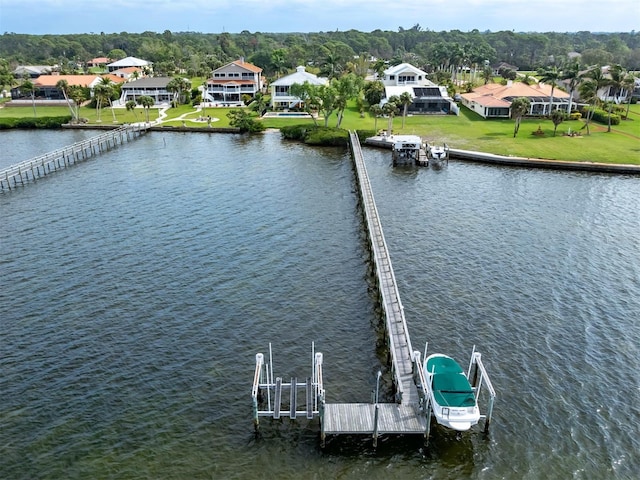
[
  {"x1": 0, "y1": 124, "x2": 148, "y2": 192},
  {"x1": 253, "y1": 133, "x2": 495, "y2": 447},
  {"x1": 349, "y1": 131, "x2": 419, "y2": 405}
]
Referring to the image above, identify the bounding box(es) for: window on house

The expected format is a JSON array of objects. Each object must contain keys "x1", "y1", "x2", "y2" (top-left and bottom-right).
[{"x1": 389, "y1": 75, "x2": 395, "y2": 80}]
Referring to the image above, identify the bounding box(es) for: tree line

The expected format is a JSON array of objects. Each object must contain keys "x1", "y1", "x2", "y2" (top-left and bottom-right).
[{"x1": 0, "y1": 28, "x2": 638, "y2": 82}]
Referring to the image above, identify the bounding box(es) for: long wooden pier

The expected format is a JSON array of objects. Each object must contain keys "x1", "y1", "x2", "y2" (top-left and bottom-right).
[
  {"x1": 251, "y1": 132, "x2": 495, "y2": 447},
  {"x1": 0, "y1": 124, "x2": 148, "y2": 192}
]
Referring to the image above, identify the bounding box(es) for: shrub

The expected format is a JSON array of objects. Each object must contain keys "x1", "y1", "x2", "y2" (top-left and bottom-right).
[
  {"x1": 305, "y1": 127, "x2": 349, "y2": 146},
  {"x1": 280, "y1": 124, "x2": 309, "y2": 140},
  {"x1": 569, "y1": 112, "x2": 582, "y2": 121},
  {"x1": 0, "y1": 116, "x2": 72, "y2": 129},
  {"x1": 588, "y1": 108, "x2": 621, "y2": 125}
]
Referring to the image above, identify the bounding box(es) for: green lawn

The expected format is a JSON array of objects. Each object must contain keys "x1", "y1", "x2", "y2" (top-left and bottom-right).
[{"x1": 2, "y1": 101, "x2": 638, "y2": 164}]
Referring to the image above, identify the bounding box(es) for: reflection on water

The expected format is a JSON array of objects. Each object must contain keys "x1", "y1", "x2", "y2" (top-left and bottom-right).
[{"x1": 1, "y1": 131, "x2": 639, "y2": 479}]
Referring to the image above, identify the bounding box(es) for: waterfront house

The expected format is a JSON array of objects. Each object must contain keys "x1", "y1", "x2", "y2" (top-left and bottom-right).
[
  {"x1": 460, "y1": 81, "x2": 572, "y2": 118},
  {"x1": 269, "y1": 66, "x2": 328, "y2": 109},
  {"x1": 204, "y1": 58, "x2": 263, "y2": 105},
  {"x1": 10, "y1": 74, "x2": 125, "y2": 102},
  {"x1": 380, "y1": 63, "x2": 457, "y2": 115},
  {"x1": 117, "y1": 77, "x2": 173, "y2": 105}
]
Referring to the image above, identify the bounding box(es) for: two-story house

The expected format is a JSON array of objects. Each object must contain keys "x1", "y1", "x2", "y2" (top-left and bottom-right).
[
  {"x1": 117, "y1": 77, "x2": 173, "y2": 106},
  {"x1": 204, "y1": 58, "x2": 263, "y2": 106},
  {"x1": 380, "y1": 63, "x2": 457, "y2": 115},
  {"x1": 269, "y1": 66, "x2": 328, "y2": 109}
]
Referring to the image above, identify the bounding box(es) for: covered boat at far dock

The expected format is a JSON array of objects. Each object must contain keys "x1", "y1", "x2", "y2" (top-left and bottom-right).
[{"x1": 424, "y1": 353, "x2": 480, "y2": 431}]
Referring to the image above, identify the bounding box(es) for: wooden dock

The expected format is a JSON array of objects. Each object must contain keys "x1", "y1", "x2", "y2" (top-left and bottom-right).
[
  {"x1": 251, "y1": 133, "x2": 495, "y2": 447},
  {"x1": 349, "y1": 131, "x2": 420, "y2": 405},
  {"x1": 0, "y1": 124, "x2": 148, "y2": 192}
]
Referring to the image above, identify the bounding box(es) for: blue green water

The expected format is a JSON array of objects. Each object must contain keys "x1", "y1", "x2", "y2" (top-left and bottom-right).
[{"x1": 1, "y1": 130, "x2": 639, "y2": 479}]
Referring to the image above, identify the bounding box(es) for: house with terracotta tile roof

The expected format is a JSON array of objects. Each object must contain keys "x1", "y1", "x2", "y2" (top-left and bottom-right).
[
  {"x1": 460, "y1": 81, "x2": 572, "y2": 119},
  {"x1": 10, "y1": 74, "x2": 126, "y2": 102},
  {"x1": 87, "y1": 57, "x2": 111, "y2": 68},
  {"x1": 269, "y1": 66, "x2": 328, "y2": 109},
  {"x1": 204, "y1": 58, "x2": 264, "y2": 105},
  {"x1": 110, "y1": 67, "x2": 144, "y2": 80}
]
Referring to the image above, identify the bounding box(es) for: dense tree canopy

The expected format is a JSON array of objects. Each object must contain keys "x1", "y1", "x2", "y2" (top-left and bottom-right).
[{"x1": 0, "y1": 30, "x2": 638, "y2": 84}]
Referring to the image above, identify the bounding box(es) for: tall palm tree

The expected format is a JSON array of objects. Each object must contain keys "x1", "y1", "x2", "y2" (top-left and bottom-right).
[
  {"x1": 93, "y1": 83, "x2": 108, "y2": 122},
  {"x1": 369, "y1": 104, "x2": 383, "y2": 131},
  {"x1": 136, "y1": 95, "x2": 155, "y2": 123},
  {"x1": 399, "y1": 91, "x2": 413, "y2": 129},
  {"x1": 581, "y1": 66, "x2": 607, "y2": 134},
  {"x1": 125, "y1": 100, "x2": 138, "y2": 121},
  {"x1": 510, "y1": 97, "x2": 530, "y2": 137},
  {"x1": 21, "y1": 79, "x2": 37, "y2": 117},
  {"x1": 561, "y1": 61, "x2": 581, "y2": 115},
  {"x1": 538, "y1": 66, "x2": 560, "y2": 116},
  {"x1": 56, "y1": 79, "x2": 77, "y2": 122},
  {"x1": 382, "y1": 96, "x2": 400, "y2": 133},
  {"x1": 98, "y1": 76, "x2": 117, "y2": 123},
  {"x1": 578, "y1": 78, "x2": 598, "y2": 136},
  {"x1": 604, "y1": 64, "x2": 626, "y2": 132},
  {"x1": 622, "y1": 73, "x2": 636, "y2": 120}
]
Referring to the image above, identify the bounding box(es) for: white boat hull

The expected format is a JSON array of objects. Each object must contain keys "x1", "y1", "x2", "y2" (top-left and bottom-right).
[{"x1": 424, "y1": 354, "x2": 480, "y2": 432}]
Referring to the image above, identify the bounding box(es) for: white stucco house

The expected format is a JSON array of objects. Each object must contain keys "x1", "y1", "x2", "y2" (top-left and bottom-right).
[
  {"x1": 269, "y1": 66, "x2": 328, "y2": 109},
  {"x1": 380, "y1": 63, "x2": 457, "y2": 115}
]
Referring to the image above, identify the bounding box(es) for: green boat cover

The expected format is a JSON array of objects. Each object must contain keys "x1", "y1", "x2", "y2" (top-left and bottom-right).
[{"x1": 427, "y1": 356, "x2": 476, "y2": 408}]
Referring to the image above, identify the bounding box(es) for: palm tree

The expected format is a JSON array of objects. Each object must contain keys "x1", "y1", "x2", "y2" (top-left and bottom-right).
[
  {"x1": 578, "y1": 79, "x2": 598, "y2": 136},
  {"x1": 98, "y1": 76, "x2": 117, "y2": 123},
  {"x1": 580, "y1": 66, "x2": 607, "y2": 135},
  {"x1": 369, "y1": 104, "x2": 383, "y2": 131},
  {"x1": 550, "y1": 109, "x2": 565, "y2": 136},
  {"x1": 480, "y1": 65, "x2": 493, "y2": 85},
  {"x1": 21, "y1": 79, "x2": 37, "y2": 117},
  {"x1": 399, "y1": 91, "x2": 413, "y2": 129},
  {"x1": 538, "y1": 66, "x2": 560, "y2": 116},
  {"x1": 561, "y1": 61, "x2": 581, "y2": 115},
  {"x1": 93, "y1": 83, "x2": 108, "y2": 122},
  {"x1": 604, "y1": 64, "x2": 626, "y2": 133},
  {"x1": 510, "y1": 97, "x2": 531, "y2": 138},
  {"x1": 125, "y1": 100, "x2": 138, "y2": 121},
  {"x1": 382, "y1": 96, "x2": 400, "y2": 134},
  {"x1": 136, "y1": 95, "x2": 155, "y2": 123},
  {"x1": 56, "y1": 79, "x2": 77, "y2": 122},
  {"x1": 622, "y1": 73, "x2": 636, "y2": 120}
]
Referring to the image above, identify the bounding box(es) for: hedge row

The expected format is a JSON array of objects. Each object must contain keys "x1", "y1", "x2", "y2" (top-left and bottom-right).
[
  {"x1": 0, "y1": 116, "x2": 73, "y2": 129},
  {"x1": 581, "y1": 108, "x2": 620, "y2": 126},
  {"x1": 280, "y1": 125, "x2": 349, "y2": 146}
]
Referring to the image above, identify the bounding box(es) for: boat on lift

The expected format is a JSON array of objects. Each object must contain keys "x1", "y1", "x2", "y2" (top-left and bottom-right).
[
  {"x1": 426, "y1": 143, "x2": 450, "y2": 165},
  {"x1": 423, "y1": 353, "x2": 480, "y2": 431}
]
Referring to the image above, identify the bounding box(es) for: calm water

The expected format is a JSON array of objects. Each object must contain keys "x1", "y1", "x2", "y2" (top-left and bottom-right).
[{"x1": 1, "y1": 130, "x2": 639, "y2": 479}]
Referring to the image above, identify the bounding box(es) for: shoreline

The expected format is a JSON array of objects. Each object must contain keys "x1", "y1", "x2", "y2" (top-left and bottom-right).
[{"x1": 6, "y1": 123, "x2": 638, "y2": 175}]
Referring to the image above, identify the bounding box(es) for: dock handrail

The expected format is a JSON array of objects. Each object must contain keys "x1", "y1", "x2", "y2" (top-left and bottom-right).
[{"x1": 1, "y1": 124, "x2": 148, "y2": 191}]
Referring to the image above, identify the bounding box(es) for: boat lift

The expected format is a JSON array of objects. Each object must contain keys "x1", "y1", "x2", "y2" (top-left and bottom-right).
[
  {"x1": 251, "y1": 343, "x2": 325, "y2": 431},
  {"x1": 413, "y1": 344, "x2": 496, "y2": 444}
]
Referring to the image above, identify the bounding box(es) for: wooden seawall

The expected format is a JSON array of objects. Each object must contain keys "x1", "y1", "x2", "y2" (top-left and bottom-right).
[{"x1": 0, "y1": 124, "x2": 148, "y2": 192}]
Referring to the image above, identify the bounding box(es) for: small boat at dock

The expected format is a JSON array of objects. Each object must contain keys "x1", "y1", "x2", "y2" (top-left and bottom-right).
[
  {"x1": 426, "y1": 143, "x2": 450, "y2": 164},
  {"x1": 423, "y1": 353, "x2": 480, "y2": 431}
]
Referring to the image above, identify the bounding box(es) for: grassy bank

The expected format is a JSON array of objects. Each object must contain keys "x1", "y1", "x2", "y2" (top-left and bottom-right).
[{"x1": 1, "y1": 102, "x2": 638, "y2": 164}]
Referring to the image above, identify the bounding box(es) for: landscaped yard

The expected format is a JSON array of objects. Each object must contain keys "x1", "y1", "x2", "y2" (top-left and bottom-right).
[{"x1": 1, "y1": 101, "x2": 638, "y2": 164}]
